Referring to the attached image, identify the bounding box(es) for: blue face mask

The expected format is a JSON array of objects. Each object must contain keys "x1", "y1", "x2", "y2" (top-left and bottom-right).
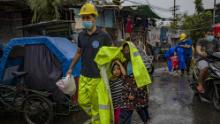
[
  {"x1": 82, "y1": 21, "x2": 93, "y2": 30},
  {"x1": 206, "y1": 35, "x2": 214, "y2": 42}
]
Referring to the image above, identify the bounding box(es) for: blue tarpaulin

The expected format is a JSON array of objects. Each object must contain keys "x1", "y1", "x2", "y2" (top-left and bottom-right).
[
  {"x1": 0, "y1": 36, "x2": 81, "y2": 82},
  {"x1": 164, "y1": 46, "x2": 186, "y2": 72}
]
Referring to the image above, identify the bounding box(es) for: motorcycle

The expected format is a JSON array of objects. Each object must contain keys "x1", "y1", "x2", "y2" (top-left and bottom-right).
[
  {"x1": 138, "y1": 48, "x2": 154, "y2": 74},
  {"x1": 143, "y1": 55, "x2": 154, "y2": 74},
  {"x1": 190, "y1": 52, "x2": 220, "y2": 110}
]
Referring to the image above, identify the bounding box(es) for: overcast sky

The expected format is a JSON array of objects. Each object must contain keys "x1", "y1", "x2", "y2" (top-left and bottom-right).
[{"x1": 123, "y1": 0, "x2": 220, "y2": 18}]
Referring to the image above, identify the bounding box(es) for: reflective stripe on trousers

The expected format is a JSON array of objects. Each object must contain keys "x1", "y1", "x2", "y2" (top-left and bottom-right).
[{"x1": 99, "y1": 104, "x2": 109, "y2": 110}]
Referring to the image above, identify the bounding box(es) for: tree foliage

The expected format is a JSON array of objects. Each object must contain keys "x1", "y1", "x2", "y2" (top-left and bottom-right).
[
  {"x1": 182, "y1": 11, "x2": 212, "y2": 43},
  {"x1": 180, "y1": 0, "x2": 212, "y2": 44},
  {"x1": 194, "y1": 0, "x2": 204, "y2": 14},
  {"x1": 169, "y1": 14, "x2": 184, "y2": 30},
  {"x1": 26, "y1": 0, "x2": 86, "y2": 23}
]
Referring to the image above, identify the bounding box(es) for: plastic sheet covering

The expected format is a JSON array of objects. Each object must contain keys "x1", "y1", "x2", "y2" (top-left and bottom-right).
[
  {"x1": 0, "y1": 36, "x2": 81, "y2": 82},
  {"x1": 24, "y1": 45, "x2": 64, "y2": 102}
]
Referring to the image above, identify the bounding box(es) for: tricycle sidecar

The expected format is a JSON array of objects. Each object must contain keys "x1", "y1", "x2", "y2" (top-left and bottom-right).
[{"x1": 0, "y1": 36, "x2": 81, "y2": 124}]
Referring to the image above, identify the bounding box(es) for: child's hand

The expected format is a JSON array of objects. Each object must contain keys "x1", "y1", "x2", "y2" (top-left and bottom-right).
[
  {"x1": 115, "y1": 60, "x2": 121, "y2": 65},
  {"x1": 128, "y1": 95, "x2": 135, "y2": 100}
]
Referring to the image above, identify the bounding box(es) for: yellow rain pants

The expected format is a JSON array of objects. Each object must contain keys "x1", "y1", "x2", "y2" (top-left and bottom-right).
[{"x1": 78, "y1": 75, "x2": 112, "y2": 124}]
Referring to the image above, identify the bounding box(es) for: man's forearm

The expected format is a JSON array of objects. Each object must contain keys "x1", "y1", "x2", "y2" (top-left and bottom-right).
[
  {"x1": 185, "y1": 45, "x2": 192, "y2": 48},
  {"x1": 68, "y1": 48, "x2": 81, "y2": 71},
  {"x1": 197, "y1": 51, "x2": 204, "y2": 56},
  {"x1": 181, "y1": 45, "x2": 191, "y2": 48},
  {"x1": 69, "y1": 53, "x2": 80, "y2": 71},
  {"x1": 196, "y1": 46, "x2": 203, "y2": 56}
]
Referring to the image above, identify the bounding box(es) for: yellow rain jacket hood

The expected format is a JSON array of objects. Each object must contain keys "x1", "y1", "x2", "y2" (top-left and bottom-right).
[{"x1": 94, "y1": 41, "x2": 152, "y2": 88}]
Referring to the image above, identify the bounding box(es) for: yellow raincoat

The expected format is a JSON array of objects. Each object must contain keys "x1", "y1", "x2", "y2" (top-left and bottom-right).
[
  {"x1": 92, "y1": 41, "x2": 152, "y2": 124},
  {"x1": 95, "y1": 41, "x2": 152, "y2": 88}
]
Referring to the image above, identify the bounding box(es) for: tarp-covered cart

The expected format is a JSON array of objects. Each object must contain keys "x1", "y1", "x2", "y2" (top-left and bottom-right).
[{"x1": 0, "y1": 36, "x2": 81, "y2": 124}]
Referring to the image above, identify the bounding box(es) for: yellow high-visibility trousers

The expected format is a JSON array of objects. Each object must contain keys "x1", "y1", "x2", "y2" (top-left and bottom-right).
[{"x1": 78, "y1": 75, "x2": 112, "y2": 124}]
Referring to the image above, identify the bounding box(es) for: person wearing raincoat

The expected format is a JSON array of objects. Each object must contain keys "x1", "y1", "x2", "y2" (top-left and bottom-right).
[
  {"x1": 94, "y1": 41, "x2": 152, "y2": 124},
  {"x1": 164, "y1": 45, "x2": 186, "y2": 74},
  {"x1": 178, "y1": 33, "x2": 193, "y2": 75},
  {"x1": 66, "y1": 3, "x2": 113, "y2": 124}
]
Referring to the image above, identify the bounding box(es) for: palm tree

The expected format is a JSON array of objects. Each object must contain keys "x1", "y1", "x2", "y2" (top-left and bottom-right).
[{"x1": 26, "y1": 0, "x2": 85, "y2": 23}]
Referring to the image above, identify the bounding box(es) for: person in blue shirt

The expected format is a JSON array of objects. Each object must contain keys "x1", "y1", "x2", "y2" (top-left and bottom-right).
[{"x1": 178, "y1": 33, "x2": 193, "y2": 75}]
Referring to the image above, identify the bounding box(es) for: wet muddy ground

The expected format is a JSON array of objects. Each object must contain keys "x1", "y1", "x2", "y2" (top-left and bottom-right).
[{"x1": 1, "y1": 66, "x2": 220, "y2": 124}]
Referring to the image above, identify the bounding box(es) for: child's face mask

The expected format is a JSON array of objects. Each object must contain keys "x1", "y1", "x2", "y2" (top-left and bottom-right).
[
  {"x1": 124, "y1": 53, "x2": 131, "y2": 60},
  {"x1": 123, "y1": 45, "x2": 131, "y2": 60}
]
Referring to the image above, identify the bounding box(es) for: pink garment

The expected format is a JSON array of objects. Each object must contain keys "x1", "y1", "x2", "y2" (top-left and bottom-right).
[
  {"x1": 170, "y1": 56, "x2": 179, "y2": 70},
  {"x1": 72, "y1": 77, "x2": 79, "y2": 104},
  {"x1": 114, "y1": 107, "x2": 121, "y2": 124}
]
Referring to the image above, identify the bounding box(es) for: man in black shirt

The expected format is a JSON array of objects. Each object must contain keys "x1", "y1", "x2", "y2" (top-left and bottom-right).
[
  {"x1": 66, "y1": 3, "x2": 113, "y2": 124},
  {"x1": 196, "y1": 30, "x2": 220, "y2": 93}
]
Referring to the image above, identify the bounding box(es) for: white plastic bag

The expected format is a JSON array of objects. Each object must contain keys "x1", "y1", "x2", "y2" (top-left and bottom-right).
[{"x1": 56, "y1": 76, "x2": 76, "y2": 96}]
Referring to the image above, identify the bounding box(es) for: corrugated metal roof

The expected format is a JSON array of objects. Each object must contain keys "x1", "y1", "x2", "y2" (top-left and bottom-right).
[{"x1": 121, "y1": 5, "x2": 161, "y2": 19}]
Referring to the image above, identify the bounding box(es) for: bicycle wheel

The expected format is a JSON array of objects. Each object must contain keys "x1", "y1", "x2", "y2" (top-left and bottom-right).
[
  {"x1": 0, "y1": 86, "x2": 15, "y2": 107},
  {"x1": 148, "y1": 64, "x2": 155, "y2": 74},
  {"x1": 23, "y1": 95, "x2": 54, "y2": 124}
]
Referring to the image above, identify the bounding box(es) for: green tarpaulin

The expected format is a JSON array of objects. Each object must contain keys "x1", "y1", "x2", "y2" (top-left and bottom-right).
[{"x1": 122, "y1": 5, "x2": 161, "y2": 19}]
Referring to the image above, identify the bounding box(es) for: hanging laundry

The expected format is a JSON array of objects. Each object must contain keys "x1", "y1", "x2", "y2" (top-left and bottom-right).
[{"x1": 125, "y1": 15, "x2": 133, "y2": 33}]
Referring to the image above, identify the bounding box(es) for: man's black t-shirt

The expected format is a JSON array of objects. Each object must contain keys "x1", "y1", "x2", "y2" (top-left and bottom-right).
[{"x1": 78, "y1": 28, "x2": 112, "y2": 78}]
